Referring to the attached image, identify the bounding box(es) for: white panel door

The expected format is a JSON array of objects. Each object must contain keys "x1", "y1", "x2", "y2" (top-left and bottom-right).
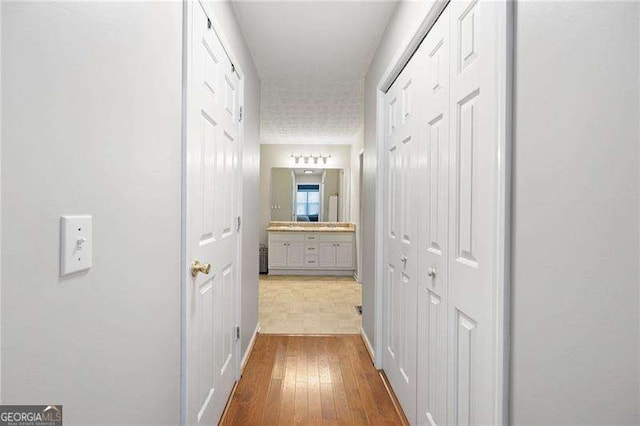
[
  {"x1": 185, "y1": 1, "x2": 241, "y2": 424},
  {"x1": 416, "y1": 7, "x2": 451, "y2": 426},
  {"x1": 383, "y1": 2, "x2": 505, "y2": 423},
  {"x1": 447, "y1": 1, "x2": 502, "y2": 424},
  {"x1": 383, "y1": 53, "x2": 419, "y2": 424}
]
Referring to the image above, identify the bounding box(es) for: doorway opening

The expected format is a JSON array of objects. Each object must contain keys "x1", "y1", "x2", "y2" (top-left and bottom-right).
[{"x1": 259, "y1": 155, "x2": 362, "y2": 334}]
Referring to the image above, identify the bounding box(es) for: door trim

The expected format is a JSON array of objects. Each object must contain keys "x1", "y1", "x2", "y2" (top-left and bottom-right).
[
  {"x1": 373, "y1": 1, "x2": 512, "y2": 423},
  {"x1": 181, "y1": 1, "x2": 245, "y2": 424}
]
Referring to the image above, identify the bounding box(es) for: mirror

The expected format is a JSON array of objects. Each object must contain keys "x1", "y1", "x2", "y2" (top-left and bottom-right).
[{"x1": 270, "y1": 167, "x2": 348, "y2": 222}]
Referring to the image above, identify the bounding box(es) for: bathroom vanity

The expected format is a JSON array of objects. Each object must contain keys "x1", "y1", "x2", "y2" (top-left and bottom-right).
[{"x1": 267, "y1": 221, "x2": 355, "y2": 276}]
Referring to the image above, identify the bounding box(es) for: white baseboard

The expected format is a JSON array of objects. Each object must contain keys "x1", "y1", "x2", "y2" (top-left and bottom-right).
[
  {"x1": 268, "y1": 269, "x2": 354, "y2": 276},
  {"x1": 360, "y1": 327, "x2": 375, "y2": 364},
  {"x1": 241, "y1": 322, "x2": 260, "y2": 373}
]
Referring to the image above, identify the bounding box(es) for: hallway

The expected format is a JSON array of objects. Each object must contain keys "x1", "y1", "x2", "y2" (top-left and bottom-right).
[
  {"x1": 2, "y1": 1, "x2": 640, "y2": 425},
  {"x1": 221, "y1": 335, "x2": 405, "y2": 425}
]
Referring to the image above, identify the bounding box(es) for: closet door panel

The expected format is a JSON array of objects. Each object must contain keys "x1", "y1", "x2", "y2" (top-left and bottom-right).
[
  {"x1": 448, "y1": 1, "x2": 502, "y2": 424},
  {"x1": 416, "y1": 7, "x2": 451, "y2": 426},
  {"x1": 383, "y1": 53, "x2": 420, "y2": 425}
]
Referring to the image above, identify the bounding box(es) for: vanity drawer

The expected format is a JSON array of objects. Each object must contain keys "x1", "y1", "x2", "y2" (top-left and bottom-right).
[
  {"x1": 305, "y1": 256, "x2": 319, "y2": 267},
  {"x1": 305, "y1": 243, "x2": 319, "y2": 253},
  {"x1": 318, "y1": 233, "x2": 354, "y2": 242},
  {"x1": 269, "y1": 233, "x2": 304, "y2": 242}
]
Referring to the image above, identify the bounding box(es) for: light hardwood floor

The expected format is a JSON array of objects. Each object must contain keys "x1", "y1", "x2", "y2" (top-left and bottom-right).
[
  {"x1": 259, "y1": 276, "x2": 361, "y2": 334},
  {"x1": 221, "y1": 334, "x2": 406, "y2": 425}
]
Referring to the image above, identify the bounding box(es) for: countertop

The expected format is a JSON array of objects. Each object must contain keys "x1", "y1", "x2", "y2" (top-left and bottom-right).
[{"x1": 267, "y1": 221, "x2": 355, "y2": 233}]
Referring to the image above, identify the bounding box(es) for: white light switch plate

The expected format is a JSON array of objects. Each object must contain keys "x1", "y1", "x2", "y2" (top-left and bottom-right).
[{"x1": 60, "y1": 215, "x2": 92, "y2": 276}]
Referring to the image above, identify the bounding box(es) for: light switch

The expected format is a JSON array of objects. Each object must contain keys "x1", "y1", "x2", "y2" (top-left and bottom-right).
[{"x1": 60, "y1": 215, "x2": 92, "y2": 276}]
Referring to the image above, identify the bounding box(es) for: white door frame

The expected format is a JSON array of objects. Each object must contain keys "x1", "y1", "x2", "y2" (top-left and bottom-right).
[
  {"x1": 373, "y1": 0, "x2": 512, "y2": 423},
  {"x1": 180, "y1": 1, "x2": 245, "y2": 424},
  {"x1": 357, "y1": 148, "x2": 364, "y2": 281}
]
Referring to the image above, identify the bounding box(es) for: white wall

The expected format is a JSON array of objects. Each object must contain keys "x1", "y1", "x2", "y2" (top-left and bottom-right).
[
  {"x1": 259, "y1": 143, "x2": 351, "y2": 244},
  {"x1": 362, "y1": 0, "x2": 433, "y2": 355},
  {"x1": 206, "y1": 0, "x2": 262, "y2": 365},
  {"x1": 2, "y1": 2, "x2": 182, "y2": 424},
  {"x1": 511, "y1": 2, "x2": 639, "y2": 423}
]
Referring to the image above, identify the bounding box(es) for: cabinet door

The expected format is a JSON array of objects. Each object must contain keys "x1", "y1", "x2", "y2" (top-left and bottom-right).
[
  {"x1": 269, "y1": 241, "x2": 287, "y2": 268},
  {"x1": 335, "y1": 242, "x2": 354, "y2": 268},
  {"x1": 286, "y1": 242, "x2": 304, "y2": 268},
  {"x1": 318, "y1": 242, "x2": 337, "y2": 268}
]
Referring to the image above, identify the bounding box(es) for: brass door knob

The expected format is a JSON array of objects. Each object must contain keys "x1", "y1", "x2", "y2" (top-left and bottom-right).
[{"x1": 191, "y1": 260, "x2": 211, "y2": 277}]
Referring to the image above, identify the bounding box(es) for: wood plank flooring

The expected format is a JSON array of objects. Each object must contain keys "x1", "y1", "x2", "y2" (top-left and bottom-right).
[{"x1": 220, "y1": 334, "x2": 406, "y2": 425}]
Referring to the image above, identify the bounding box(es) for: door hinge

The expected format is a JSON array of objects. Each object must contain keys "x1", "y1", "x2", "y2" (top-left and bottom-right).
[
  {"x1": 231, "y1": 63, "x2": 235, "y2": 73},
  {"x1": 238, "y1": 106, "x2": 243, "y2": 123},
  {"x1": 207, "y1": 17, "x2": 212, "y2": 30},
  {"x1": 237, "y1": 216, "x2": 242, "y2": 232},
  {"x1": 235, "y1": 326, "x2": 240, "y2": 340}
]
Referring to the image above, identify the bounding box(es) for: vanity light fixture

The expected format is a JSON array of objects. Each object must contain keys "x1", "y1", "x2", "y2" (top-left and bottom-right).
[{"x1": 289, "y1": 154, "x2": 332, "y2": 165}]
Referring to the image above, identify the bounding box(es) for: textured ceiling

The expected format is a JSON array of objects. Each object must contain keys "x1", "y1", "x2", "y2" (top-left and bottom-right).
[{"x1": 232, "y1": 1, "x2": 397, "y2": 145}]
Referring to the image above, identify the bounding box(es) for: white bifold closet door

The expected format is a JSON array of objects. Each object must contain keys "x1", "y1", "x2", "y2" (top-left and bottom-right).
[
  {"x1": 383, "y1": 1, "x2": 504, "y2": 424},
  {"x1": 415, "y1": 7, "x2": 450, "y2": 426},
  {"x1": 383, "y1": 42, "x2": 420, "y2": 422}
]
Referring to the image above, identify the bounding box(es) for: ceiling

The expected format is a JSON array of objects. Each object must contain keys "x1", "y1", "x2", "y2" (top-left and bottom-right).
[{"x1": 232, "y1": 1, "x2": 397, "y2": 145}]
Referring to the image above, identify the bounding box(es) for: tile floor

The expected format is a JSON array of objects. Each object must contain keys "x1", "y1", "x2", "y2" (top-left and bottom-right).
[{"x1": 259, "y1": 275, "x2": 362, "y2": 334}]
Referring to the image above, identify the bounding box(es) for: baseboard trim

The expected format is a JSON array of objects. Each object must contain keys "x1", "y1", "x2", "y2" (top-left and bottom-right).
[
  {"x1": 360, "y1": 327, "x2": 375, "y2": 364},
  {"x1": 379, "y1": 370, "x2": 410, "y2": 426},
  {"x1": 241, "y1": 322, "x2": 260, "y2": 373},
  {"x1": 260, "y1": 333, "x2": 360, "y2": 337},
  {"x1": 268, "y1": 269, "x2": 354, "y2": 276}
]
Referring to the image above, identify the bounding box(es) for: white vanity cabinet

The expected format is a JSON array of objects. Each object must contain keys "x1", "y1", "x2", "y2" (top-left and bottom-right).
[
  {"x1": 268, "y1": 233, "x2": 304, "y2": 268},
  {"x1": 318, "y1": 234, "x2": 354, "y2": 269},
  {"x1": 268, "y1": 231, "x2": 355, "y2": 276}
]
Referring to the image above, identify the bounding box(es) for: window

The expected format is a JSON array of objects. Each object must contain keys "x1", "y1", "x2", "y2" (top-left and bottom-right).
[{"x1": 296, "y1": 184, "x2": 320, "y2": 221}]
